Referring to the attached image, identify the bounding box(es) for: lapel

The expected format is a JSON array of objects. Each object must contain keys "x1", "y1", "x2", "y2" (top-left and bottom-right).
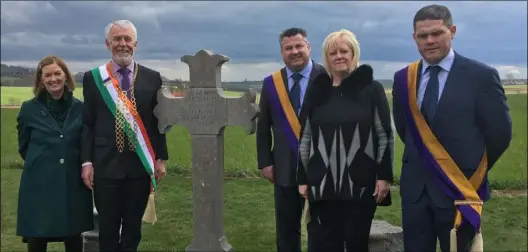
[
  {"x1": 433, "y1": 52, "x2": 465, "y2": 125},
  {"x1": 280, "y1": 67, "x2": 289, "y2": 92},
  {"x1": 278, "y1": 61, "x2": 324, "y2": 126},
  {"x1": 31, "y1": 95, "x2": 79, "y2": 133},
  {"x1": 280, "y1": 66, "x2": 296, "y2": 119},
  {"x1": 415, "y1": 60, "x2": 423, "y2": 98},
  {"x1": 32, "y1": 98, "x2": 60, "y2": 132},
  {"x1": 132, "y1": 63, "x2": 144, "y2": 98},
  {"x1": 131, "y1": 64, "x2": 151, "y2": 112},
  {"x1": 63, "y1": 98, "x2": 81, "y2": 131},
  {"x1": 306, "y1": 61, "x2": 322, "y2": 86}
]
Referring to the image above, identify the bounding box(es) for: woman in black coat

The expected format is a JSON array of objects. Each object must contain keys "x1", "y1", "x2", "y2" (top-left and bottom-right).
[
  {"x1": 297, "y1": 29, "x2": 394, "y2": 252},
  {"x1": 17, "y1": 55, "x2": 94, "y2": 252}
]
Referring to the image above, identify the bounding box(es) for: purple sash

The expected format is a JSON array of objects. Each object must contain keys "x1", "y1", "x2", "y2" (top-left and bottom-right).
[
  {"x1": 263, "y1": 70, "x2": 301, "y2": 154},
  {"x1": 393, "y1": 61, "x2": 488, "y2": 232}
]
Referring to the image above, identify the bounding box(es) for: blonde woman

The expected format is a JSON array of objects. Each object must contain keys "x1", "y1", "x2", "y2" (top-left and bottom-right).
[{"x1": 296, "y1": 29, "x2": 394, "y2": 251}]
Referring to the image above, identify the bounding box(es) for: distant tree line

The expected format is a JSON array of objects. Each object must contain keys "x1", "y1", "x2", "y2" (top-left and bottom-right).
[{"x1": 1, "y1": 63, "x2": 526, "y2": 91}]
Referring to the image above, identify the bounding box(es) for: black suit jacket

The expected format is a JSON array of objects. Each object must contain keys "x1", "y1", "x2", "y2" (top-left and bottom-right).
[
  {"x1": 81, "y1": 63, "x2": 168, "y2": 179},
  {"x1": 392, "y1": 52, "x2": 512, "y2": 208},
  {"x1": 256, "y1": 60, "x2": 326, "y2": 187}
]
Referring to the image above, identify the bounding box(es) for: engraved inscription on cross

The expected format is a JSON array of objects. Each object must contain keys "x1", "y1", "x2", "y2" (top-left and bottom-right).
[
  {"x1": 155, "y1": 49, "x2": 259, "y2": 136},
  {"x1": 153, "y1": 49, "x2": 259, "y2": 252}
]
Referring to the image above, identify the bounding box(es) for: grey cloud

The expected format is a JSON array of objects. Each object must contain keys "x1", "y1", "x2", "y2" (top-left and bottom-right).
[{"x1": 0, "y1": 1, "x2": 526, "y2": 66}]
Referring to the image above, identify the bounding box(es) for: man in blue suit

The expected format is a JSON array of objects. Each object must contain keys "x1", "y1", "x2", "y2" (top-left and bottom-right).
[{"x1": 392, "y1": 4, "x2": 512, "y2": 252}]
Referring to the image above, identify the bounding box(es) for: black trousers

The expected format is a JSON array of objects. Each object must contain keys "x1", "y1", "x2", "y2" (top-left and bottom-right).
[
  {"x1": 26, "y1": 235, "x2": 82, "y2": 252},
  {"x1": 274, "y1": 185, "x2": 305, "y2": 252},
  {"x1": 94, "y1": 175, "x2": 151, "y2": 252},
  {"x1": 402, "y1": 189, "x2": 476, "y2": 252},
  {"x1": 307, "y1": 199, "x2": 376, "y2": 252}
]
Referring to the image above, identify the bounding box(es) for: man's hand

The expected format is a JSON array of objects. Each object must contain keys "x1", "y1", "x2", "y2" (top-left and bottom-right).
[
  {"x1": 81, "y1": 164, "x2": 94, "y2": 190},
  {"x1": 260, "y1": 165, "x2": 274, "y2": 183},
  {"x1": 373, "y1": 180, "x2": 390, "y2": 203},
  {"x1": 155, "y1": 159, "x2": 166, "y2": 184},
  {"x1": 298, "y1": 185, "x2": 308, "y2": 199}
]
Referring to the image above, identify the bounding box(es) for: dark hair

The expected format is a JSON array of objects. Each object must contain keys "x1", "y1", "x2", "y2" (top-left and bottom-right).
[
  {"x1": 413, "y1": 4, "x2": 453, "y2": 30},
  {"x1": 279, "y1": 27, "x2": 307, "y2": 42},
  {"x1": 33, "y1": 55, "x2": 75, "y2": 96}
]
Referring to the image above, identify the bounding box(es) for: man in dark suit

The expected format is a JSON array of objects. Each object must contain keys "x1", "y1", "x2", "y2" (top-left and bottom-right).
[
  {"x1": 392, "y1": 5, "x2": 512, "y2": 252},
  {"x1": 256, "y1": 27, "x2": 325, "y2": 252},
  {"x1": 80, "y1": 20, "x2": 168, "y2": 252}
]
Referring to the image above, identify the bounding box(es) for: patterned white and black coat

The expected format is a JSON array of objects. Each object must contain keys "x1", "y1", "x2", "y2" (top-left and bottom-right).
[{"x1": 296, "y1": 64, "x2": 394, "y2": 206}]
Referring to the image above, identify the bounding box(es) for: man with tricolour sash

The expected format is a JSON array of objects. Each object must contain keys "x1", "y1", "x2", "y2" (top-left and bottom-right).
[
  {"x1": 80, "y1": 20, "x2": 168, "y2": 252},
  {"x1": 256, "y1": 27, "x2": 325, "y2": 252},
  {"x1": 392, "y1": 5, "x2": 512, "y2": 252}
]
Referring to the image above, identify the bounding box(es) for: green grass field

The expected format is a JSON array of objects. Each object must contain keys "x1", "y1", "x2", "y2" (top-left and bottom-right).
[
  {"x1": 1, "y1": 89, "x2": 526, "y2": 188},
  {"x1": 1, "y1": 171, "x2": 526, "y2": 251},
  {"x1": 0, "y1": 87, "x2": 248, "y2": 106},
  {"x1": 1, "y1": 86, "x2": 85, "y2": 105},
  {"x1": 0, "y1": 88, "x2": 526, "y2": 251}
]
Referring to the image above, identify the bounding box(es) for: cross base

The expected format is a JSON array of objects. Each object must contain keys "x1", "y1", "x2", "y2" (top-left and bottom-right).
[
  {"x1": 185, "y1": 236, "x2": 233, "y2": 252},
  {"x1": 82, "y1": 207, "x2": 99, "y2": 252},
  {"x1": 82, "y1": 231, "x2": 99, "y2": 252}
]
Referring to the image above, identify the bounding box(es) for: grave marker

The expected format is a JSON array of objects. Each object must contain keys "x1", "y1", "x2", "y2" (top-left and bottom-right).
[{"x1": 153, "y1": 49, "x2": 259, "y2": 251}]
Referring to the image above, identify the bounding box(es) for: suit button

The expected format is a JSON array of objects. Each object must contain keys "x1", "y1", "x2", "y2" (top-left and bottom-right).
[
  {"x1": 60, "y1": 158, "x2": 64, "y2": 164},
  {"x1": 60, "y1": 134, "x2": 64, "y2": 138}
]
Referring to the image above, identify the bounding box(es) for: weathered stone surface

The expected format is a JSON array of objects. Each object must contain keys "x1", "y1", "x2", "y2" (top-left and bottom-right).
[
  {"x1": 186, "y1": 135, "x2": 232, "y2": 252},
  {"x1": 82, "y1": 207, "x2": 99, "y2": 252},
  {"x1": 154, "y1": 88, "x2": 258, "y2": 135},
  {"x1": 154, "y1": 49, "x2": 259, "y2": 252},
  {"x1": 154, "y1": 51, "x2": 258, "y2": 136},
  {"x1": 369, "y1": 220, "x2": 404, "y2": 252}
]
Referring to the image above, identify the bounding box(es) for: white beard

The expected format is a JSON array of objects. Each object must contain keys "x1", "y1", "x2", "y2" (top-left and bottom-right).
[{"x1": 113, "y1": 52, "x2": 134, "y2": 66}]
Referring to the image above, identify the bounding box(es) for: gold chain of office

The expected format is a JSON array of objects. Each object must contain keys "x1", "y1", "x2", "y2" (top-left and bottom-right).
[{"x1": 109, "y1": 62, "x2": 139, "y2": 153}]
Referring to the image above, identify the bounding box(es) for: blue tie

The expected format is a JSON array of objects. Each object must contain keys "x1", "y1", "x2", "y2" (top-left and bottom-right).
[
  {"x1": 421, "y1": 65, "x2": 441, "y2": 125},
  {"x1": 290, "y1": 73, "x2": 302, "y2": 116}
]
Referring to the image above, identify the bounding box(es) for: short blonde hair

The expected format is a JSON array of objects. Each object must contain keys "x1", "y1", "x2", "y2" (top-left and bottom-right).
[{"x1": 321, "y1": 29, "x2": 361, "y2": 76}]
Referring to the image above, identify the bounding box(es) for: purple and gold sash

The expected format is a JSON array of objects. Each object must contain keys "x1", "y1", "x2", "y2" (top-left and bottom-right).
[
  {"x1": 394, "y1": 61, "x2": 488, "y2": 248},
  {"x1": 263, "y1": 70, "x2": 300, "y2": 155}
]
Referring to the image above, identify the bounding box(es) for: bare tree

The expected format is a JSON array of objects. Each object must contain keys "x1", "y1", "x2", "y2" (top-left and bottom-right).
[{"x1": 505, "y1": 72, "x2": 515, "y2": 85}]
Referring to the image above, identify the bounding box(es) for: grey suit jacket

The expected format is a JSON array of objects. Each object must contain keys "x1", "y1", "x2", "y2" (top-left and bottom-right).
[
  {"x1": 392, "y1": 52, "x2": 512, "y2": 208},
  {"x1": 256, "y1": 61, "x2": 326, "y2": 187}
]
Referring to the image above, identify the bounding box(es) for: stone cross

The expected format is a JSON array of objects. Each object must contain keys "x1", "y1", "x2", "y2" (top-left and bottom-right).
[{"x1": 153, "y1": 49, "x2": 259, "y2": 252}]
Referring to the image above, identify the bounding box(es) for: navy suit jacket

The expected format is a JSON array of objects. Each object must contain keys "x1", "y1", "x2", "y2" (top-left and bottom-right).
[
  {"x1": 392, "y1": 52, "x2": 512, "y2": 208},
  {"x1": 256, "y1": 60, "x2": 326, "y2": 187}
]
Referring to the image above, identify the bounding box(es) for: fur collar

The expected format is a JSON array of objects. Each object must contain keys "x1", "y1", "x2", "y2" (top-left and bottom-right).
[
  {"x1": 301, "y1": 64, "x2": 375, "y2": 116},
  {"x1": 312, "y1": 64, "x2": 374, "y2": 94},
  {"x1": 303, "y1": 64, "x2": 375, "y2": 111}
]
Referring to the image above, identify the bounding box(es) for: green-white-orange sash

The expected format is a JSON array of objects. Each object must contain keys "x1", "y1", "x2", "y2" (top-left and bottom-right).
[
  {"x1": 90, "y1": 63, "x2": 158, "y2": 224},
  {"x1": 262, "y1": 70, "x2": 300, "y2": 154},
  {"x1": 394, "y1": 60, "x2": 487, "y2": 251},
  {"x1": 91, "y1": 63, "x2": 157, "y2": 189}
]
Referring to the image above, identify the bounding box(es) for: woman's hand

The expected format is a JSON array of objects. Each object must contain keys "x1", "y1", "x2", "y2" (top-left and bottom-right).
[
  {"x1": 373, "y1": 180, "x2": 390, "y2": 203},
  {"x1": 298, "y1": 185, "x2": 308, "y2": 199}
]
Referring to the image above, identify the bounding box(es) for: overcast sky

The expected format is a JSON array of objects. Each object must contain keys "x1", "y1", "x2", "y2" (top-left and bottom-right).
[{"x1": 1, "y1": 1, "x2": 526, "y2": 81}]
